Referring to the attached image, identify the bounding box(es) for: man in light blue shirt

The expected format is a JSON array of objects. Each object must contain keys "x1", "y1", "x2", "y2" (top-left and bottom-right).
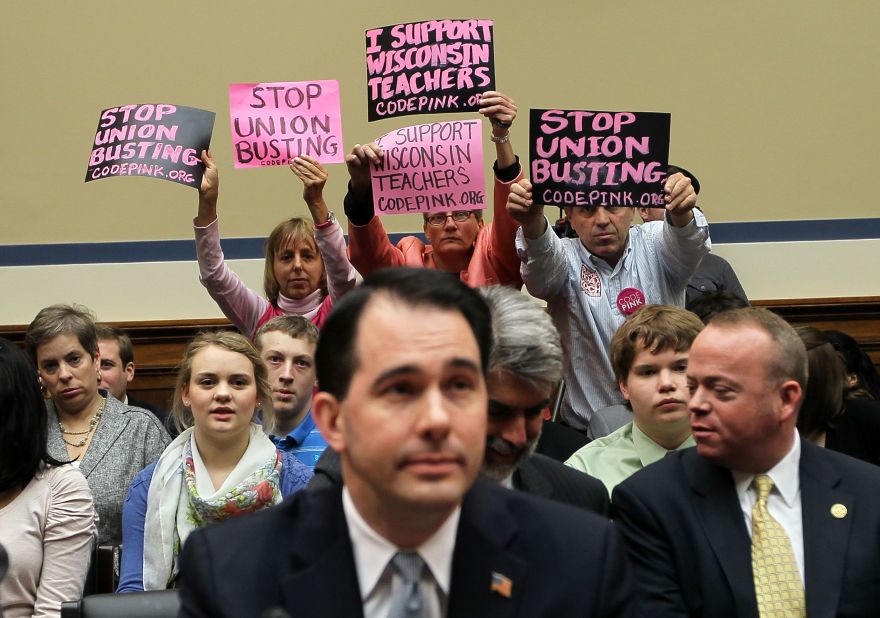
[
  {"x1": 508, "y1": 172, "x2": 710, "y2": 435},
  {"x1": 566, "y1": 305, "x2": 703, "y2": 494},
  {"x1": 255, "y1": 316, "x2": 327, "y2": 468}
]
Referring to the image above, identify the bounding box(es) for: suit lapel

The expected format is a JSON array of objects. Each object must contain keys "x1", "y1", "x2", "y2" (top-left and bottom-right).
[
  {"x1": 686, "y1": 452, "x2": 759, "y2": 618},
  {"x1": 77, "y1": 396, "x2": 129, "y2": 478},
  {"x1": 799, "y1": 442, "x2": 850, "y2": 617},
  {"x1": 45, "y1": 403, "x2": 68, "y2": 461},
  {"x1": 447, "y1": 480, "x2": 527, "y2": 618},
  {"x1": 512, "y1": 457, "x2": 553, "y2": 499},
  {"x1": 280, "y1": 490, "x2": 363, "y2": 618}
]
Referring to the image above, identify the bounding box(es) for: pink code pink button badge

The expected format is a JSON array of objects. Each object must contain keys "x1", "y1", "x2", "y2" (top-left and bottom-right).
[{"x1": 616, "y1": 287, "x2": 646, "y2": 315}]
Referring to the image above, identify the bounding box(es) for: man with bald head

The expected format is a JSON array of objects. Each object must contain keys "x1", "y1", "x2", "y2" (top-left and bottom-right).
[{"x1": 613, "y1": 307, "x2": 880, "y2": 617}]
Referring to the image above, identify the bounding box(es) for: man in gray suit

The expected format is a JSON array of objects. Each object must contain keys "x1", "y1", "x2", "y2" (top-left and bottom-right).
[{"x1": 312, "y1": 285, "x2": 609, "y2": 515}]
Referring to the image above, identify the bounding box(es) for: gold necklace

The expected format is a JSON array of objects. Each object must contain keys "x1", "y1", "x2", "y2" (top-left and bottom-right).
[{"x1": 59, "y1": 397, "x2": 106, "y2": 448}]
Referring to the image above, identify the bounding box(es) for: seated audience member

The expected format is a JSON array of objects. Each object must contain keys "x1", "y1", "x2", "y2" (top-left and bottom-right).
[
  {"x1": 478, "y1": 285, "x2": 609, "y2": 512},
  {"x1": 796, "y1": 327, "x2": 880, "y2": 466},
  {"x1": 24, "y1": 304, "x2": 170, "y2": 544},
  {"x1": 0, "y1": 339, "x2": 97, "y2": 618},
  {"x1": 638, "y1": 165, "x2": 748, "y2": 306},
  {"x1": 687, "y1": 289, "x2": 749, "y2": 324},
  {"x1": 826, "y1": 329, "x2": 880, "y2": 400},
  {"x1": 343, "y1": 91, "x2": 524, "y2": 287},
  {"x1": 613, "y1": 307, "x2": 880, "y2": 617},
  {"x1": 310, "y1": 284, "x2": 610, "y2": 514},
  {"x1": 254, "y1": 316, "x2": 327, "y2": 469},
  {"x1": 96, "y1": 324, "x2": 172, "y2": 430},
  {"x1": 177, "y1": 268, "x2": 634, "y2": 617},
  {"x1": 195, "y1": 152, "x2": 356, "y2": 338},
  {"x1": 567, "y1": 305, "x2": 703, "y2": 494},
  {"x1": 507, "y1": 169, "x2": 709, "y2": 436},
  {"x1": 117, "y1": 332, "x2": 312, "y2": 592}
]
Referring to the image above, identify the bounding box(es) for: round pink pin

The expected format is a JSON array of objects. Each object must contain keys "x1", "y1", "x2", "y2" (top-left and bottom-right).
[{"x1": 616, "y1": 288, "x2": 646, "y2": 315}]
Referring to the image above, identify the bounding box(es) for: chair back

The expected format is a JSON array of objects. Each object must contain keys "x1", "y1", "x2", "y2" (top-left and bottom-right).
[{"x1": 60, "y1": 590, "x2": 180, "y2": 618}]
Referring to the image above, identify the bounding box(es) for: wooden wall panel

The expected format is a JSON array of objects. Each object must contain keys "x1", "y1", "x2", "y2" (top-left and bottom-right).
[{"x1": 3, "y1": 297, "x2": 878, "y2": 410}]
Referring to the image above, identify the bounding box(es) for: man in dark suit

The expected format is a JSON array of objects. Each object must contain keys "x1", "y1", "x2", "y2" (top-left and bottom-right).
[
  {"x1": 95, "y1": 324, "x2": 172, "y2": 430},
  {"x1": 178, "y1": 268, "x2": 633, "y2": 618},
  {"x1": 613, "y1": 307, "x2": 880, "y2": 617},
  {"x1": 310, "y1": 285, "x2": 609, "y2": 515}
]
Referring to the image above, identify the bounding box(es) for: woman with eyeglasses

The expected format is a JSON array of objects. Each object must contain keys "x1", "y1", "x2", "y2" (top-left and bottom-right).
[{"x1": 342, "y1": 91, "x2": 524, "y2": 287}]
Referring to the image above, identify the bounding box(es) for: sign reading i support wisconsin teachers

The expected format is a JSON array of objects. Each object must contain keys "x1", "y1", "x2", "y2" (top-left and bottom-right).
[
  {"x1": 86, "y1": 104, "x2": 215, "y2": 188},
  {"x1": 229, "y1": 80, "x2": 344, "y2": 168},
  {"x1": 529, "y1": 109, "x2": 670, "y2": 209},
  {"x1": 366, "y1": 19, "x2": 495, "y2": 121},
  {"x1": 371, "y1": 119, "x2": 485, "y2": 216}
]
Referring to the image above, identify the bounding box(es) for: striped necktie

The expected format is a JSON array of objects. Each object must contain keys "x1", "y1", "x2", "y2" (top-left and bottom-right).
[
  {"x1": 387, "y1": 551, "x2": 426, "y2": 618},
  {"x1": 750, "y1": 474, "x2": 805, "y2": 617}
]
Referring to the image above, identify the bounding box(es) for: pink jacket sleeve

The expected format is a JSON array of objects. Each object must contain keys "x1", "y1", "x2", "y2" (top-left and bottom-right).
[
  {"x1": 314, "y1": 217, "x2": 358, "y2": 301},
  {"x1": 194, "y1": 217, "x2": 269, "y2": 337}
]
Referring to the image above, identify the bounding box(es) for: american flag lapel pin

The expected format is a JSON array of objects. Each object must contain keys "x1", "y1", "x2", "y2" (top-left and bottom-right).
[{"x1": 490, "y1": 571, "x2": 513, "y2": 598}]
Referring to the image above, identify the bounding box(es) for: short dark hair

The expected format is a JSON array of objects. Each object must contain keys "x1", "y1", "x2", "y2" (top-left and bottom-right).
[
  {"x1": 825, "y1": 329, "x2": 880, "y2": 400},
  {"x1": 0, "y1": 338, "x2": 64, "y2": 493},
  {"x1": 24, "y1": 304, "x2": 99, "y2": 363},
  {"x1": 316, "y1": 268, "x2": 492, "y2": 400},
  {"x1": 95, "y1": 324, "x2": 134, "y2": 366},
  {"x1": 687, "y1": 291, "x2": 749, "y2": 324}
]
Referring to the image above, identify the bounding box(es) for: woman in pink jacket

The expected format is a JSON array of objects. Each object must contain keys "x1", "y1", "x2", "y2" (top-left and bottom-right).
[{"x1": 194, "y1": 151, "x2": 357, "y2": 339}]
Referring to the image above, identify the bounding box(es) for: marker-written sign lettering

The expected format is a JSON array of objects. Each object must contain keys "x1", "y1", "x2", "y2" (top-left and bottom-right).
[
  {"x1": 529, "y1": 109, "x2": 670, "y2": 208},
  {"x1": 229, "y1": 80, "x2": 344, "y2": 167},
  {"x1": 371, "y1": 120, "x2": 485, "y2": 215},
  {"x1": 365, "y1": 19, "x2": 495, "y2": 121},
  {"x1": 85, "y1": 104, "x2": 215, "y2": 188}
]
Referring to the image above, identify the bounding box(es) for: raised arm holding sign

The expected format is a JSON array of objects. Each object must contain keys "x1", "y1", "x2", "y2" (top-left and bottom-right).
[
  {"x1": 344, "y1": 91, "x2": 524, "y2": 287},
  {"x1": 85, "y1": 103, "x2": 214, "y2": 188},
  {"x1": 510, "y1": 111, "x2": 710, "y2": 434},
  {"x1": 192, "y1": 150, "x2": 356, "y2": 339}
]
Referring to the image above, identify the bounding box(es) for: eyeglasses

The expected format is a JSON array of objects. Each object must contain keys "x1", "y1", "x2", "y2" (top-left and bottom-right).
[{"x1": 425, "y1": 211, "x2": 474, "y2": 227}]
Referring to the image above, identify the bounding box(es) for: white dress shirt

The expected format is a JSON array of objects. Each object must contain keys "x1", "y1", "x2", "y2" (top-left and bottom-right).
[
  {"x1": 731, "y1": 431, "x2": 805, "y2": 584},
  {"x1": 342, "y1": 488, "x2": 460, "y2": 618}
]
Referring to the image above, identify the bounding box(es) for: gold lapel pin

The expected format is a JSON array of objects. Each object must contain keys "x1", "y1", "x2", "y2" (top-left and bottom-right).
[{"x1": 830, "y1": 503, "x2": 847, "y2": 519}]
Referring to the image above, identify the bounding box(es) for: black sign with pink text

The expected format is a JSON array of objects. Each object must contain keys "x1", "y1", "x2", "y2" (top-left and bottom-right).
[
  {"x1": 365, "y1": 19, "x2": 495, "y2": 121},
  {"x1": 529, "y1": 109, "x2": 670, "y2": 209}
]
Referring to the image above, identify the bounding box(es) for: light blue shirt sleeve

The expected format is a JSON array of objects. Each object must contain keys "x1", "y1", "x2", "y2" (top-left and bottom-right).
[{"x1": 116, "y1": 462, "x2": 156, "y2": 593}]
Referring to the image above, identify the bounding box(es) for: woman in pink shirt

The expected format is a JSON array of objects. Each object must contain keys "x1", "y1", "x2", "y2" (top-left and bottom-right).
[{"x1": 194, "y1": 151, "x2": 357, "y2": 339}]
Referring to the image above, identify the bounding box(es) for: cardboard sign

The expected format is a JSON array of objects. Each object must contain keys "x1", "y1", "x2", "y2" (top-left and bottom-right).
[
  {"x1": 229, "y1": 80, "x2": 344, "y2": 168},
  {"x1": 365, "y1": 19, "x2": 495, "y2": 121},
  {"x1": 529, "y1": 109, "x2": 670, "y2": 208},
  {"x1": 371, "y1": 120, "x2": 485, "y2": 215},
  {"x1": 86, "y1": 104, "x2": 215, "y2": 188}
]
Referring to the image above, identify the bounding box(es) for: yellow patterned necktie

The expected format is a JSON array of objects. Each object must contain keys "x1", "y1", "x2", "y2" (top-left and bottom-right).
[{"x1": 750, "y1": 474, "x2": 805, "y2": 617}]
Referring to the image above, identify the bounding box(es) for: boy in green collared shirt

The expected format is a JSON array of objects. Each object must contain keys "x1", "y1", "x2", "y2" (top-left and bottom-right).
[{"x1": 566, "y1": 305, "x2": 703, "y2": 494}]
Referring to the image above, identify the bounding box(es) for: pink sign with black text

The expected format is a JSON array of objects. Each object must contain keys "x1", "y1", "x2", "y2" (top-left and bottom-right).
[
  {"x1": 370, "y1": 119, "x2": 485, "y2": 216},
  {"x1": 229, "y1": 80, "x2": 344, "y2": 168}
]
